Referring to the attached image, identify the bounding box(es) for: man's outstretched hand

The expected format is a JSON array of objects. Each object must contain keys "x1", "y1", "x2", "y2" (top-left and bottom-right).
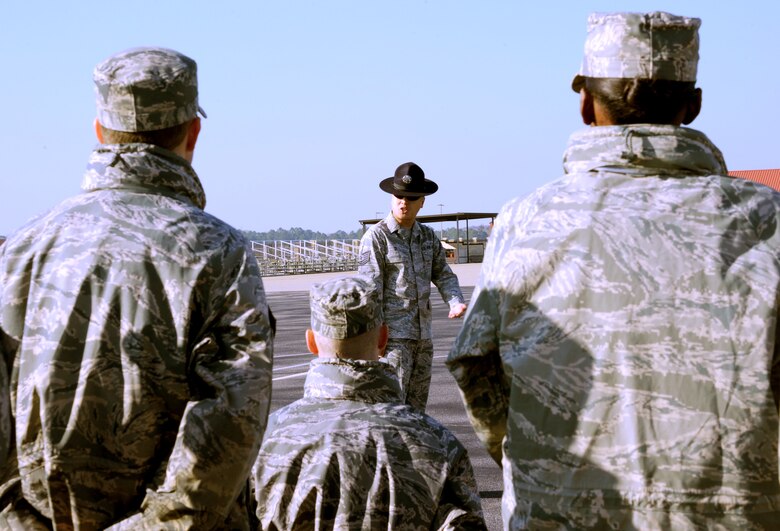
[{"x1": 448, "y1": 303, "x2": 467, "y2": 319}]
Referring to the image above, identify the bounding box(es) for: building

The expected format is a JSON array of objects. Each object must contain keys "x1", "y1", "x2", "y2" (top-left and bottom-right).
[{"x1": 729, "y1": 169, "x2": 780, "y2": 192}]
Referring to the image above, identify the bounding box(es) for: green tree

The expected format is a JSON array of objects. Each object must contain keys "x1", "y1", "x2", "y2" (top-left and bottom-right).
[{"x1": 241, "y1": 227, "x2": 363, "y2": 242}]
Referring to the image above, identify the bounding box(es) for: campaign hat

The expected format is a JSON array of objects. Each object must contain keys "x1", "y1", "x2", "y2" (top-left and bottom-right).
[{"x1": 379, "y1": 162, "x2": 438, "y2": 197}]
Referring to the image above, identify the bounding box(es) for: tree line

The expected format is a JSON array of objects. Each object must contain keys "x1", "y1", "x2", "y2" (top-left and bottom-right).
[
  {"x1": 241, "y1": 227, "x2": 363, "y2": 242},
  {"x1": 241, "y1": 224, "x2": 491, "y2": 242}
]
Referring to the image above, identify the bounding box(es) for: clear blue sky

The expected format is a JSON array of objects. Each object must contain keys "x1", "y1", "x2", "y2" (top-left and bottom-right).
[{"x1": 1, "y1": 1, "x2": 777, "y2": 236}]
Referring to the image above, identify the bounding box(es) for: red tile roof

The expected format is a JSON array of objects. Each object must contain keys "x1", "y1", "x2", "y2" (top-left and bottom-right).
[{"x1": 728, "y1": 169, "x2": 780, "y2": 192}]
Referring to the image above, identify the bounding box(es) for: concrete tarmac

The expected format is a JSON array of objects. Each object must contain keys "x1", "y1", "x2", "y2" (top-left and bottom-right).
[{"x1": 263, "y1": 263, "x2": 504, "y2": 530}]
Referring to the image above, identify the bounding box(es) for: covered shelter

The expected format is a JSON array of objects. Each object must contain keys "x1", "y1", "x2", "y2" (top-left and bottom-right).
[{"x1": 359, "y1": 212, "x2": 497, "y2": 264}]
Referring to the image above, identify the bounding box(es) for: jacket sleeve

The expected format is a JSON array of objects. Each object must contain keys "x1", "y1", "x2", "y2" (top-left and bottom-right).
[
  {"x1": 358, "y1": 230, "x2": 385, "y2": 299},
  {"x1": 446, "y1": 216, "x2": 509, "y2": 465},
  {"x1": 0, "y1": 330, "x2": 11, "y2": 482},
  {"x1": 434, "y1": 446, "x2": 488, "y2": 531},
  {"x1": 430, "y1": 236, "x2": 464, "y2": 309},
  {"x1": 446, "y1": 285, "x2": 507, "y2": 465},
  {"x1": 109, "y1": 241, "x2": 274, "y2": 530},
  {"x1": 773, "y1": 295, "x2": 780, "y2": 416},
  {"x1": 0, "y1": 245, "x2": 15, "y2": 484}
]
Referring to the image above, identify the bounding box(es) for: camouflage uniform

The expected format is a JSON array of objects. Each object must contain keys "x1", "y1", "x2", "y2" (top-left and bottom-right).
[
  {"x1": 0, "y1": 47, "x2": 274, "y2": 530},
  {"x1": 359, "y1": 214, "x2": 464, "y2": 411},
  {"x1": 253, "y1": 358, "x2": 485, "y2": 530},
  {"x1": 448, "y1": 123, "x2": 780, "y2": 529},
  {"x1": 451, "y1": 12, "x2": 780, "y2": 527},
  {"x1": 253, "y1": 276, "x2": 483, "y2": 529}
]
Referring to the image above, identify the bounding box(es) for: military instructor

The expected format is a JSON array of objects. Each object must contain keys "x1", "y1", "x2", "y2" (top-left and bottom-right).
[{"x1": 359, "y1": 162, "x2": 466, "y2": 412}]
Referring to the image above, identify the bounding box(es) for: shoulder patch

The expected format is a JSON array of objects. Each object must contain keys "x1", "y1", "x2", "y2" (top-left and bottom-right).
[{"x1": 359, "y1": 251, "x2": 371, "y2": 266}]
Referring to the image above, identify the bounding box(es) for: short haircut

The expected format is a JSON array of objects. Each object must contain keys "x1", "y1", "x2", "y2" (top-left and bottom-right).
[
  {"x1": 313, "y1": 327, "x2": 380, "y2": 359},
  {"x1": 99, "y1": 120, "x2": 191, "y2": 151},
  {"x1": 584, "y1": 78, "x2": 697, "y2": 125}
]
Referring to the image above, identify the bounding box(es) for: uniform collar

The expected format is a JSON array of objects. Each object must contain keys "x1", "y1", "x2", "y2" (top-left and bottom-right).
[
  {"x1": 303, "y1": 358, "x2": 403, "y2": 403},
  {"x1": 82, "y1": 143, "x2": 207, "y2": 209},
  {"x1": 385, "y1": 213, "x2": 419, "y2": 236},
  {"x1": 563, "y1": 125, "x2": 727, "y2": 177}
]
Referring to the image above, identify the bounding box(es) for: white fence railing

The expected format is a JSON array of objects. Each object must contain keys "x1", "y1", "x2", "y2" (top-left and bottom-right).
[{"x1": 250, "y1": 239, "x2": 361, "y2": 276}]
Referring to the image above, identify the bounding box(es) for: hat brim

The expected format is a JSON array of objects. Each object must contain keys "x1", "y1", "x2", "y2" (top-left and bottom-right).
[
  {"x1": 379, "y1": 176, "x2": 438, "y2": 196},
  {"x1": 571, "y1": 75, "x2": 585, "y2": 93}
]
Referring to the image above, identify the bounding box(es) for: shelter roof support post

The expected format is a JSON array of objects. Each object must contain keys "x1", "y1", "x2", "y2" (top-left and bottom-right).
[
  {"x1": 467, "y1": 218, "x2": 471, "y2": 262},
  {"x1": 456, "y1": 218, "x2": 461, "y2": 264}
]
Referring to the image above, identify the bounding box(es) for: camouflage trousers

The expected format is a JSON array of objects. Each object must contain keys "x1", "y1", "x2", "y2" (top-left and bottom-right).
[{"x1": 384, "y1": 338, "x2": 434, "y2": 412}]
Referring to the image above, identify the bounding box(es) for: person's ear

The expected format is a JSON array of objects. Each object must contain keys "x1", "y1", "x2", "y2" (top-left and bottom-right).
[
  {"x1": 305, "y1": 329, "x2": 319, "y2": 356},
  {"x1": 580, "y1": 89, "x2": 595, "y2": 125},
  {"x1": 420, "y1": 197, "x2": 425, "y2": 208},
  {"x1": 682, "y1": 88, "x2": 702, "y2": 125},
  {"x1": 377, "y1": 324, "x2": 388, "y2": 351},
  {"x1": 185, "y1": 117, "x2": 201, "y2": 152},
  {"x1": 94, "y1": 118, "x2": 105, "y2": 143}
]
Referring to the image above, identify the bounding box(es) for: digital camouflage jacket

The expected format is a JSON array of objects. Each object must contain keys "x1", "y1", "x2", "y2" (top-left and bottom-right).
[
  {"x1": 359, "y1": 215, "x2": 464, "y2": 340},
  {"x1": 0, "y1": 143, "x2": 274, "y2": 530},
  {"x1": 448, "y1": 125, "x2": 780, "y2": 529},
  {"x1": 252, "y1": 358, "x2": 485, "y2": 530}
]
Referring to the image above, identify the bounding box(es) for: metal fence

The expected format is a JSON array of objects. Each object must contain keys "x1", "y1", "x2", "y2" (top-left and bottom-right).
[{"x1": 251, "y1": 239, "x2": 361, "y2": 276}]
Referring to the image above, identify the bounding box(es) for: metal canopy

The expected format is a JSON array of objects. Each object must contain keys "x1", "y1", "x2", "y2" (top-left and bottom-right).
[
  {"x1": 359, "y1": 212, "x2": 497, "y2": 263},
  {"x1": 359, "y1": 212, "x2": 497, "y2": 229}
]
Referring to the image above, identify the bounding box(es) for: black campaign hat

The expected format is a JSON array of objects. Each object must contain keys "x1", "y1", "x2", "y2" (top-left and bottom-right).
[{"x1": 379, "y1": 162, "x2": 439, "y2": 197}]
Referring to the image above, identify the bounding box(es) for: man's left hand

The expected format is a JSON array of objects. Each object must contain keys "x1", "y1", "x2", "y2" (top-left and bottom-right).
[{"x1": 448, "y1": 303, "x2": 467, "y2": 319}]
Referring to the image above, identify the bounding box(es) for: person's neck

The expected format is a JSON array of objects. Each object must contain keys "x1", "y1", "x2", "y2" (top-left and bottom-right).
[
  {"x1": 393, "y1": 216, "x2": 416, "y2": 229},
  {"x1": 318, "y1": 352, "x2": 379, "y2": 361},
  {"x1": 171, "y1": 145, "x2": 194, "y2": 163}
]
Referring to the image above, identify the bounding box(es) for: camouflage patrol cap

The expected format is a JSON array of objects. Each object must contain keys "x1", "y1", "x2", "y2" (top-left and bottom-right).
[
  {"x1": 572, "y1": 11, "x2": 700, "y2": 92},
  {"x1": 94, "y1": 47, "x2": 207, "y2": 132},
  {"x1": 310, "y1": 276, "x2": 382, "y2": 339}
]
